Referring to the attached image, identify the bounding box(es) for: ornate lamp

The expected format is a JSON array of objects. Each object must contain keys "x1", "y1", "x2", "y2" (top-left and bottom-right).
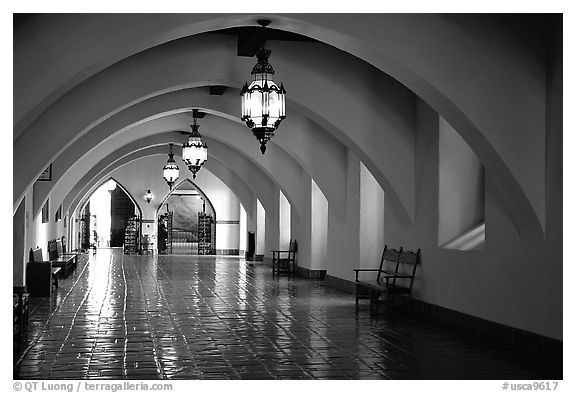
[
  {"x1": 162, "y1": 143, "x2": 179, "y2": 190},
  {"x1": 105, "y1": 179, "x2": 117, "y2": 193},
  {"x1": 144, "y1": 190, "x2": 153, "y2": 204},
  {"x1": 182, "y1": 110, "x2": 208, "y2": 179},
  {"x1": 241, "y1": 20, "x2": 286, "y2": 154}
]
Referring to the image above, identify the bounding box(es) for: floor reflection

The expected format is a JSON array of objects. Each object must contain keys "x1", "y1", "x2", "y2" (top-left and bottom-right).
[{"x1": 16, "y1": 249, "x2": 560, "y2": 380}]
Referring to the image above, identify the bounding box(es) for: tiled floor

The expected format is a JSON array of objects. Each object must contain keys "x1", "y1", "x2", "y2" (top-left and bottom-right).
[{"x1": 15, "y1": 248, "x2": 561, "y2": 380}]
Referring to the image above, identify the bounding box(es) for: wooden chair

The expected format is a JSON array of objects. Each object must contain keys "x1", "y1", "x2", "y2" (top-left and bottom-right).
[
  {"x1": 272, "y1": 239, "x2": 297, "y2": 276},
  {"x1": 354, "y1": 246, "x2": 421, "y2": 312},
  {"x1": 381, "y1": 248, "x2": 420, "y2": 310},
  {"x1": 354, "y1": 245, "x2": 402, "y2": 306}
]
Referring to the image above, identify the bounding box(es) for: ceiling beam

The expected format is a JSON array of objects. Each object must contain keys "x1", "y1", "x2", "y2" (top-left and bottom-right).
[
  {"x1": 237, "y1": 28, "x2": 267, "y2": 57},
  {"x1": 209, "y1": 85, "x2": 228, "y2": 96}
]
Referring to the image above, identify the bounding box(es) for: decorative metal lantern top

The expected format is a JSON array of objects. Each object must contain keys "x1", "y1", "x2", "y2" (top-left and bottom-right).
[
  {"x1": 105, "y1": 179, "x2": 117, "y2": 193},
  {"x1": 144, "y1": 190, "x2": 153, "y2": 204},
  {"x1": 182, "y1": 111, "x2": 208, "y2": 179},
  {"x1": 162, "y1": 143, "x2": 179, "y2": 190},
  {"x1": 241, "y1": 21, "x2": 286, "y2": 154}
]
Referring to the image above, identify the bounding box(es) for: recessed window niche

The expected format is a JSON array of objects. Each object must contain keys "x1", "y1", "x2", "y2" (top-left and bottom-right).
[{"x1": 438, "y1": 117, "x2": 485, "y2": 250}]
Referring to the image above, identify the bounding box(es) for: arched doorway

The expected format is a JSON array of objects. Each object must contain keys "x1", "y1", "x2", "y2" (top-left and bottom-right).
[
  {"x1": 157, "y1": 179, "x2": 216, "y2": 255},
  {"x1": 74, "y1": 178, "x2": 142, "y2": 251}
]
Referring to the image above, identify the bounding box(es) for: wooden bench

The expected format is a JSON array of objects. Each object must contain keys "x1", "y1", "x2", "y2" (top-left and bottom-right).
[
  {"x1": 272, "y1": 239, "x2": 297, "y2": 276},
  {"x1": 354, "y1": 246, "x2": 420, "y2": 312},
  {"x1": 48, "y1": 239, "x2": 76, "y2": 278},
  {"x1": 27, "y1": 247, "x2": 60, "y2": 297},
  {"x1": 58, "y1": 237, "x2": 78, "y2": 269},
  {"x1": 13, "y1": 286, "x2": 29, "y2": 347}
]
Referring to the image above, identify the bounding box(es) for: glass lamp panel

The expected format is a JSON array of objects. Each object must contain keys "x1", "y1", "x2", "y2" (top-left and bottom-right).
[
  {"x1": 268, "y1": 90, "x2": 281, "y2": 123},
  {"x1": 202, "y1": 145, "x2": 208, "y2": 162},
  {"x1": 243, "y1": 90, "x2": 252, "y2": 118},
  {"x1": 262, "y1": 88, "x2": 270, "y2": 121},
  {"x1": 246, "y1": 74, "x2": 283, "y2": 129},
  {"x1": 163, "y1": 165, "x2": 179, "y2": 182},
  {"x1": 182, "y1": 145, "x2": 193, "y2": 164},
  {"x1": 188, "y1": 143, "x2": 207, "y2": 164},
  {"x1": 247, "y1": 85, "x2": 264, "y2": 126},
  {"x1": 279, "y1": 90, "x2": 286, "y2": 117}
]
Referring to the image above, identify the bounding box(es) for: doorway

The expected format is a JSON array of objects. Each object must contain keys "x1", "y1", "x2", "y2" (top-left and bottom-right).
[
  {"x1": 157, "y1": 180, "x2": 216, "y2": 255},
  {"x1": 77, "y1": 179, "x2": 139, "y2": 250}
]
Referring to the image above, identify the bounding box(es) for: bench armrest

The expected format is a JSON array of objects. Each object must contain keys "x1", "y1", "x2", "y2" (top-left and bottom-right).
[
  {"x1": 382, "y1": 274, "x2": 413, "y2": 279},
  {"x1": 353, "y1": 268, "x2": 380, "y2": 272},
  {"x1": 354, "y1": 268, "x2": 381, "y2": 281}
]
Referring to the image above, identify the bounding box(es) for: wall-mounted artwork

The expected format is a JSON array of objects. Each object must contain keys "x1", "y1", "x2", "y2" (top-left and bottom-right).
[{"x1": 37, "y1": 164, "x2": 52, "y2": 181}]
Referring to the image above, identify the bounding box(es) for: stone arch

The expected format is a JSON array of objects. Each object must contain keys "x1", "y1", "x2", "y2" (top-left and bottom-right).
[
  {"x1": 15, "y1": 15, "x2": 543, "y2": 237},
  {"x1": 156, "y1": 178, "x2": 217, "y2": 223},
  {"x1": 74, "y1": 176, "x2": 143, "y2": 220}
]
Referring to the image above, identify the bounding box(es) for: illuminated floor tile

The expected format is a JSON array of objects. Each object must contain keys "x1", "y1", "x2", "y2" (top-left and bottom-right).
[{"x1": 15, "y1": 249, "x2": 560, "y2": 380}]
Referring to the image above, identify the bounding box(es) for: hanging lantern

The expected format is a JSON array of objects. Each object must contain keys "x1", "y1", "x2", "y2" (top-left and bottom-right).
[
  {"x1": 105, "y1": 179, "x2": 117, "y2": 193},
  {"x1": 144, "y1": 190, "x2": 153, "y2": 204},
  {"x1": 182, "y1": 110, "x2": 208, "y2": 179},
  {"x1": 162, "y1": 143, "x2": 179, "y2": 190},
  {"x1": 241, "y1": 20, "x2": 286, "y2": 154}
]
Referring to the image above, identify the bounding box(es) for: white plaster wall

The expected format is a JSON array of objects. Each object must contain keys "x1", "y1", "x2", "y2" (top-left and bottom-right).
[
  {"x1": 215, "y1": 224, "x2": 239, "y2": 251},
  {"x1": 438, "y1": 117, "x2": 485, "y2": 246},
  {"x1": 310, "y1": 179, "x2": 328, "y2": 271},
  {"x1": 380, "y1": 99, "x2": 562, "y2": 340},
  {"x1": 24, "y1": 188, "x2": 34, "y2": 261},
  {"x1": 327, "y1": 151, "x2": 361, "y2": 281},
  {"x1": 13, "y1": 201, "x2": 26, "y2": 286},
  {"x1": 279, "y1": 191, "x2": 291, "y2": 250},
  {"x1": 198, "y1": 166, "x2": 240, "y2": 252},
  {"x1": 265, "y1": 188, "x2": 280, "y2": 256},
  {"x1": 256, "y1": 199, "x2": 265, "y2": 255},
  {"x1": 359, "y1": 162, "x2": 385, "y2": 269},
  {"x1": 239, "y1": 204, "x2": 247, "y2": 253},
  {"x1": 33, "y1": 212, "x2": 48, "y2": 261}
]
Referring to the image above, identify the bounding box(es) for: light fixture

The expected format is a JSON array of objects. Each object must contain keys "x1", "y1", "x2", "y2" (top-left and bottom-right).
[
  {"x1": 182, "y1": 109, "x2": 208, "y2": 179},
  {"x1": 144, "y1": 190, "x2": 153, "y2": 204},
  {"x1": 241, "y1": 19, "x2": 286, "y2": 154},
  {"x1": 162, "y1": 143, "x2": 179, "y2": 190},
  {"x1": 105, "y1": 179, "x2": 117, "y2": 193}
]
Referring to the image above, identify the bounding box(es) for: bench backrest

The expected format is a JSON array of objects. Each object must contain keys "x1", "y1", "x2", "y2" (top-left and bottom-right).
[
  {"x1": 48, "y1": 239, "x2": 59, "y2": 260},
  {"x1": 56, "y1": 238, "x2": 64, "y2": 256},
  {"x1": 288, "y1": 239, "x2": 297, "y2": 253},
  {"x1": 60, "y1": 237, "x2": 67, "y2": 254},
  {"x1": 376, "y1": 245, "x2": 403, "y2": 284},
  {"x1": 29, "y1": 247, "x2": 44, "y2": 262},
  {"x1": 284, "y1": 239, "x2": 297, "y2": 261},
  {"x1": 392, "y1": 248, "x2": 421, "y2": 290}
]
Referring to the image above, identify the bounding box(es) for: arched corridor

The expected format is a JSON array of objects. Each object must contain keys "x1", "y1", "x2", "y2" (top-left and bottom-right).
[{"x1": 13, "y1": 13, "x2": 563, "y2": 381}]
